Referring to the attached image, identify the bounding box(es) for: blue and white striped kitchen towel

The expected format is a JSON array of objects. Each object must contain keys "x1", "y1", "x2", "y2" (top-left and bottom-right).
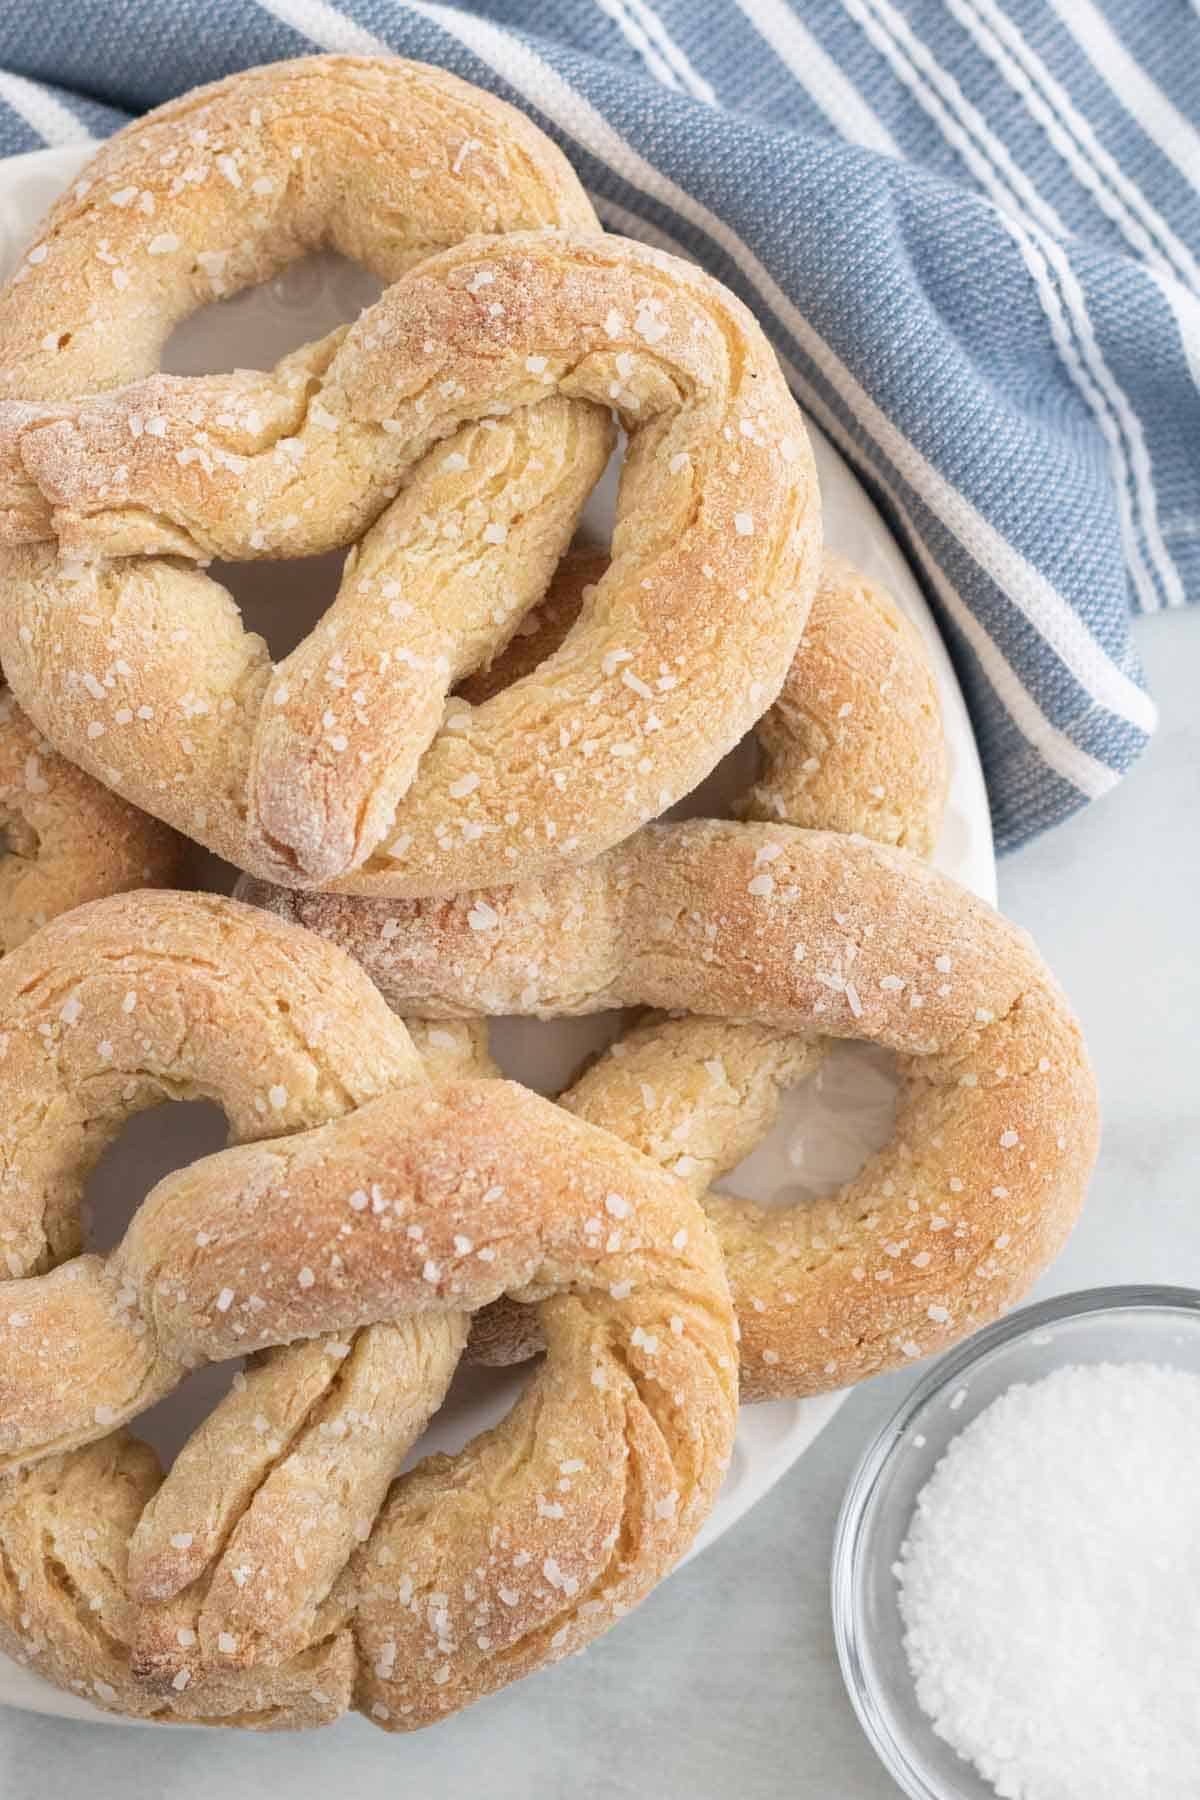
[{"x1": 1, "y1": 0, "x2": 1196, "y2": 850}]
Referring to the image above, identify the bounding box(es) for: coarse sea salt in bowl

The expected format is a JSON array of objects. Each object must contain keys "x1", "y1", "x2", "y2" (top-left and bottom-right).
[{"x1": 831, "y1": 1285, "x2": 1200, "y2": 1800}]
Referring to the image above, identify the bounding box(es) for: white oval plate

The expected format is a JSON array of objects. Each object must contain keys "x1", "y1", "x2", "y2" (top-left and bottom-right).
[{"x1": 0, "y1": 144, "x2": 995, "y2": 1726}]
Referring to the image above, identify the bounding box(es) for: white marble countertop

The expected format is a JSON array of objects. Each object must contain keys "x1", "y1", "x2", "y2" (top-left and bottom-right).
[{"x1": 1, "y1": 606, "x2": 1195, "y2": 1800}]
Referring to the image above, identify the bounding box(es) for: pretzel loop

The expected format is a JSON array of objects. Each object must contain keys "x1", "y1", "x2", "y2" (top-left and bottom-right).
[
  {"x1": 0, "y1": 53, "x2": 617, "y2": 895},
  {"x1": 0, "y1": 892, "x2": 736, "y2": 1729},
  {"x1": 247, "y1": 553, "x2": 1098, "y2": 1399},
  {"x1": 0, "y1": 228, "x2": 820, "y2": 893},
  {"x1": 0, "y1": 56, "x2": 598, "y2": 405}
]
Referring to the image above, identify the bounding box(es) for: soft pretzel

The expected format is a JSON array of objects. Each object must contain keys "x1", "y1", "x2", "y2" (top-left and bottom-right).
[
  {"x1": 0, "y1": 221, "x2": 820, "y2": 892},
  {"x1": 0, "y1": 683, "x2": 183, "y2": 950},
  {"x1": 246, "y1": 545, "x2": 1097, "y2": 1399},
  {"x1": 457, "y1": 544, "x2": 949, "y2": 1379},
  {"x1": 250, "y1": 825, "x2": 1097, "y2": 1396},
  {"x1": 0, "y1": 55, "x2": 657, "y2": 897},
  {"x1": 0, "y1": 55, "x2": 597, "y2": 402},
  {"x1": 0, "y1": 891, "x2": 736, "y2": 1729},
  {"x1": 458, "y1": 546, "x2": 946, "y2": 855}
]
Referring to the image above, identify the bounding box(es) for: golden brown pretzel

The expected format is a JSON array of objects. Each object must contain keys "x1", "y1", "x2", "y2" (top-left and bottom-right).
[
  {"x1": 0, "y1": 891, "x2": 736, "y2": 1729},
  {"x1": 0, "y1": 683, "x2": 183, "y2": 951},
  {"x1": 0, "y1": 223, "x2": 819, "y2": 894},
  {"x1": 248, "y1": 826, "x2": 1097, "y2": 1398},
  {"x1": 458, "y1": 545, "x2": 949, "y2": 1382},
  {"x1": 458, "y1": 546, "x2": 947, "y2": 856},
  {"x1": 0, "y1": 57, "x2": 659, "y2": 897},
  {"x1": 0, "y1": 55, "x2": 597, "y2": 402},
  {"x1": 244, "y1": 552, "x2": 1097, "y2": 1400}
]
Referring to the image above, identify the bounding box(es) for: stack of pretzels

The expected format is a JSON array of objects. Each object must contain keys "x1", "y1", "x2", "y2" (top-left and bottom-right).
[{"x1": 0, "y1": 55, "x2": 1098, "y2": 1733}]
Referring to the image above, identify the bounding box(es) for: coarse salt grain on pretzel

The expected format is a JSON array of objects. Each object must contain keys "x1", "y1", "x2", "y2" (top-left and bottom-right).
[
  {"x1": 245, "y1": 541, "x2": 950, "y2": 1382},
  {"x1": 0, "y1": 890, "x2": 736, "y2": 1729},
  {"x1": 0, "y1": 55, "x2": 641, "y2": 895},
  {"x1": 402, "y1": 1015, "x2": 499, "y2": 1082},
  {"x1": 451, "y1": 544, "x2": 947, "y2": 1377},
  {"x1": 245, "y1": 559, "x2": 1097, "y2": 1402},
  {"x1": 0, "y1": 220, "x2": 820, "y2": 892},
  {"x1": 0, "y1": 55, "x2": 599, "y2": 403},
  {"x1": 0, "y1": 682, "x2": 183, "y2": 950},
  {"x1": 458, "y1": 546, "x2": 947, "y2": 856}
]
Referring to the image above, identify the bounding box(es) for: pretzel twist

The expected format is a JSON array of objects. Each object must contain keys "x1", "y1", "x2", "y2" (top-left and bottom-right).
[
  {"x1": 247, "y1": 554, "x2": 1098, "y2": 1399},
  {"x1": 0, "y1": 684, "x2": 183, "y2": 951},
  {"x1": 0, "y1": 892, "x2": 736, "y2": 1728},
  {"x1": 0, "y1": 63, "x2": 820, "y2": 894}
]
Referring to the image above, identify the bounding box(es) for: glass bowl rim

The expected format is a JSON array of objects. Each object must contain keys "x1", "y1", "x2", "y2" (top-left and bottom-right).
[{"x1": 830, "y1": 1283, "x2": 1200, "y2": 1800}]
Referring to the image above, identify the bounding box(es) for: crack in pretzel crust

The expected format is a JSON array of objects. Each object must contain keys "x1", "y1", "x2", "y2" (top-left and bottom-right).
[
  {"x1": 0, "y1": 891, "x2": 736, "y2": 1728},
  {"x1": 243, "y1": 551, "x2": 1098, "y2": 1401},
  {"x1": 0, "y1": 685, "x2": 184, "y2": 954},
  {"x1": 0, "y1": 56, "x2": 821, "y2": 896}
]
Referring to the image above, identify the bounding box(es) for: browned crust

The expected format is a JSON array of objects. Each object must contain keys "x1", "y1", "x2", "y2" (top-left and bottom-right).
[
  {"x1": 458, "y1": 545, "x2": 947, "y2": 854},
  {"x1": 0, "y1": 55, "x2": 597, "y2": 402},
  {"x1": 736, "y1": 549, "x2": 947, "y2": 855},
  {"x1": 0, "y1": 890, "x2": 735, "y2": 1729},
  {"x1": 240, "y1": 547, "x2": 1095, "y2": 1401},
  {"x1": 0, "y1": 228, "x2": 819, "y2": 893},
  {"x1": 461, "y1": 550, "x2": 956, "y2": 1385},
  {"x1": 249, "y1": 822, "x2": 1097, "y2": 1400}
]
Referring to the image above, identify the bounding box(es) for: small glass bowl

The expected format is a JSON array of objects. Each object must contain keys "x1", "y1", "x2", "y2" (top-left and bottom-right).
[{"x1": 832, "y1": 1284, "x2": 1200, "y2": 1800}]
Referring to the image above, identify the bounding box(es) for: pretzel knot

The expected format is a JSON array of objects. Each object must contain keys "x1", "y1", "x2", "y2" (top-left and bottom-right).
[
  {"x1": 0, "y1": 60, "x2": 821, "y2": 896},
  {"x1": 246, "y1": 552, "x2": 1100, "y2": 1400},
  {"x1": 0, "y1": 892, "x2": 736, "y2": 1728}
]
